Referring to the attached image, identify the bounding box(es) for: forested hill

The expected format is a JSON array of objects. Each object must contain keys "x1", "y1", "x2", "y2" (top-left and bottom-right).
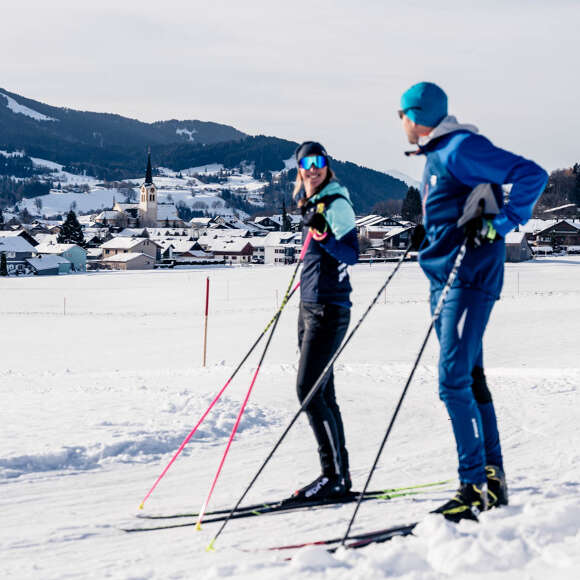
[{"x1": 0, "y1": 89, "x2": 408, "y2": 212}]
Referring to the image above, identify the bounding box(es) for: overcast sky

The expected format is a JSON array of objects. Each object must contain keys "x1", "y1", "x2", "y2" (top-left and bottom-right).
[{"x1": 2, "y1": 0, "x2": 578, "y2": 179}]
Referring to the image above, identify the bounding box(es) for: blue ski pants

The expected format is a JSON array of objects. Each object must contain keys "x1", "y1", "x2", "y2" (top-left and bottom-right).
[{"x1": 431, "y1": 287, "x2": 503, "y2": 484}]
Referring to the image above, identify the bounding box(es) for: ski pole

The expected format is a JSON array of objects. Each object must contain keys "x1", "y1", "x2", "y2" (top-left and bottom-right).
[
  {"x1": 138, "y1": 284, "x2": 300, "y2": 510},
  {"x1": 196, "y1": 231, "x2": 313, "y2": 530},
  {"x1": 207, "y1": 243, "x2": 412, "y2": 550},
  {"x1": 138, "y1": 233, "x2": 312, "y2": 511},
  {"x1": 341, "y1": 241, "x2": 467, "y2": 545}
]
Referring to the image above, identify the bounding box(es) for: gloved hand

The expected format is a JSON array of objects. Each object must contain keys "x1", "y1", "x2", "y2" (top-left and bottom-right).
[
  {"x1": 464, "y1": 217, "x2": 499, "y2": 248},
  {"x1": 302, "y1": 205, "x2": 328, "y2": 240},
  {"x1": 410, "y1": 224, "x2": 426, "y2": 250}
]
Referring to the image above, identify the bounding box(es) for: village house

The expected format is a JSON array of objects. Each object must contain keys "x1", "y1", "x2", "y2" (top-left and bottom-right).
[
  {"x1": 533, "y1": 220, "x2": 580, "y2": 253},
  {"x1": 100, "y1": 237, "x2": 160, "y2": 261},
  {"x1": 0, "y1": 235, "x2": 37, "y2": 274},
  {"x1": 204, "y1": 239, "x2": 254, "y2": 264},
  {"x1": 505, "y1": 231, "x2": 534, "y2": 262},
  {"x1": 102, "y1": 252, "x2": 156, "y2": 271},
  {"x1": 26, "y1": 254, "x2": 72, "y2": 274},
  {"x1": 35, "y1": 243, "x2": 87, "y2": 272},
  {"x1": 261, "y1": 232, "x2": 302, "y2": 265}
]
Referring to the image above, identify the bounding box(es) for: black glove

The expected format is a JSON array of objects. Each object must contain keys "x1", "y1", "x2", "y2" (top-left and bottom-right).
[
  {"x1": 302, "y1": 205, "x2": 328, "y2": 236},
  {"x1": 464, "y1": 217, "x2": 500, "y2": 248},
  {"x1": 410, "y1": 224, "x2": 426, "y2": 250}
]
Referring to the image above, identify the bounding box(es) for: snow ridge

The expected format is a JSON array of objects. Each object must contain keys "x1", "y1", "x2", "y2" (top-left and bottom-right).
[{"x1": 0, "y1": 394, "x2": 282, "y2": 479}]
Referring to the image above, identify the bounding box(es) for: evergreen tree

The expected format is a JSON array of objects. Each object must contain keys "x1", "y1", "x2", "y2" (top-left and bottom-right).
[
  {"x1": 281, "y1": 197, "x2": 291, "y2": 232},
  {"x1": 18, "y1": 207, "x2": 33, "y2": 224},
  {"x1": 0, "y1": 252, "x2": 7, "y2": 276},
  {"x1": 401, "y1": 186, "x2": 422, "y2": 222},
  {"x1": 573, "y1": 163, "x2": 580, "y2": 206},
  {"x1": 58, "y1": 210, "x2": 85, "y2": 247},
  {"x1": 0, "y1": 208, "x2": 4, "y2": 229}
]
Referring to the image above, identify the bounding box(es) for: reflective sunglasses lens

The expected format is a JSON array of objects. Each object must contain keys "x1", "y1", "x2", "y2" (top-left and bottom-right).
[
  {"x1": 314, "y1": 155, "x2": 327, "y2": 169},
  {"x1": 299, "y1": 155, "x2": 324, "y2": 170}
]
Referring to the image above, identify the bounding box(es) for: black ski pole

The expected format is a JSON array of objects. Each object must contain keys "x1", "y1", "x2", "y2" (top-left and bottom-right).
[
  {"x1": 341, "y1": 240, "x2": 468, "y2": 545},
  {"x1": 207, "y1": 244, "x2": 413, "y2": 550}
]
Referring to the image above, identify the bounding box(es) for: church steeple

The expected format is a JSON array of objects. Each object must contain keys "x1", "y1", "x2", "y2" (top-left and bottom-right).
[
  {"x1": 145, "y1": 147, "x2": 153, "y2": 185},
  {"x1": 139, "y1": 147, "x2": 157, "y2": 226}
]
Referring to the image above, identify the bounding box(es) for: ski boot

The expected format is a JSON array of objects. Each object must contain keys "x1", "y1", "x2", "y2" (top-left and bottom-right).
[
  {"x1": 431, "y1": 482, "x2": 490, "y2": 522},
  {"x1": 290, "y1": 474, "x2": 348, "y2": 502},
  {"x1": 486, "y1": 464, "x2": 508, "y2": 507}
]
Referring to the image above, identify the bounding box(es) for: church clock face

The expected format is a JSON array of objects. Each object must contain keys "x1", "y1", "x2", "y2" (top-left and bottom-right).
[{"x1": 150, "y1": 187, "x2": 155, "y2": 194}]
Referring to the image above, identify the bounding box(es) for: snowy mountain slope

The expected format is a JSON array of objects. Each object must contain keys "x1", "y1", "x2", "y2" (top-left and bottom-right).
[{"x1": 1, "y1": 258, "x2": 578, "y2": 579}]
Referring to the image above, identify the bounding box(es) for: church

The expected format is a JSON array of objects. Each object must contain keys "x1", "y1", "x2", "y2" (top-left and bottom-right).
[{"x1": 97, "y1": 152, "x2": 185, "y2": 228}]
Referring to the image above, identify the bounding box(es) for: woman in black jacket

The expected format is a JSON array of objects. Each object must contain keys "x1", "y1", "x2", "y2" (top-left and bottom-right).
[{"x1": 291, "y1": 141, "x2": 359, "y2": 501}]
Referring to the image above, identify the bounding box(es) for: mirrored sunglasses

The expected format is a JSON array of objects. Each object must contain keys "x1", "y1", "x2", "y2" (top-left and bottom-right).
[{"x1": 299, "y1": 155, "x2": 327, "y2": 170}]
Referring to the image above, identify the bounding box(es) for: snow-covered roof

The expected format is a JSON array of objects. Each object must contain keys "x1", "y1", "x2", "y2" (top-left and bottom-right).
[
  {"x1": 542, "y1": 203, "x2": 577, "y2": 213},
  {"x1": 34, "y1": 233, "x2": 58, "y2": 245},
  {"x1": 26, "y1": 255, "x2": 70, "y2": 270},
  {"x1": 0, "y1": 235, "x2": 36, "y2": 253},
  {"x1": 0, "y1": 229, "x2": 27, "y2": 237},
  {"x1": 383, "y1": 226, "x2": 412, "y2": 240},
  {"x1": 161, "y1": 240, "x2": 198, "y2": 253},
  {"x1": 255, "y1": 214, "x2": 301, "y2": 226},
  {"x1": 145, "y1": 228, "x2": 191, "y2": 237},
  {"x1": 96, "y1": 210, "x2": 125, "y2": 220},
  {"x1": 102, "y1": 252, "x2": 152, "y2": 263},
  {"x1": 36, "y1": 243, "x2": 82, "y2": 254},
  {"x1": 261, "y1": 232, "x2": 300, "y2": 246},
  {"x1": 100, "y1": 237, "x2": 152, "y2": 250},
  {"x1": 86, "y1": 248, "x2": 103, "y2": 258},
  {"x1": 199, "y1": 229, "x2": 249, "y2": 240},
  {"x1": 356, "y1": 215, "x2": 384, "y2": 227},
  {"x1": 77, "y1": 215, "x2": 96, "y2": 226},
  {"x1": 117, "y1": 228, "x2": 147, "y2": 237},
  {"x1": 517, "y1": 219, "x2": 557, "y2": 234},
  {"x1": 204, "y1": 239, "x2": 253, "y2": 253},
  {"x1": 176, "y1": 250, "x2": 214, "y2": 259},
  {"x1": 505, "y1": 232, "x2": 527, "y2": 244}
]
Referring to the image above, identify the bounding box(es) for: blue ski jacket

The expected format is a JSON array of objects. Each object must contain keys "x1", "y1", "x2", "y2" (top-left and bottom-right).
[
  {"x1": 416, "y1": 116, "x2": 548, "y2": 298},
  {"x1": 300, "y1": 181, "x2": 359, "y2": 307}
]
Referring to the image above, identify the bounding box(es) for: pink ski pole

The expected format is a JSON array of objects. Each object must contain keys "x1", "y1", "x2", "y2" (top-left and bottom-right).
[{"x1": 195, "y1": 231, "x2": 313, "y2": 528}]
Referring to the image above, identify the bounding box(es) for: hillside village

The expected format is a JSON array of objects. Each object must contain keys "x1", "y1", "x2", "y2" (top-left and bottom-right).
[{"x1": 1, "y1": 154, "x2": 580, "y2": 276}]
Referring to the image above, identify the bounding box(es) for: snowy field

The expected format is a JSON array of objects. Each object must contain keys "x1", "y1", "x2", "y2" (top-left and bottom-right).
[{"x1": 1, "y1": 257, "x2": 579, "y2": 579}]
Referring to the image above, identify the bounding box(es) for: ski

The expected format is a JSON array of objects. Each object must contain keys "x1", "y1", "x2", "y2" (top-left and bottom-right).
[
  {"x1": 123, "y1": 489, "x2": 423, "y2": 533},
  {"x1": 264, "y1": 522, "x2": 418, "y2": 552},
  {"x1": 137, "y1": 480, "x2": 449, "y2": 521}
]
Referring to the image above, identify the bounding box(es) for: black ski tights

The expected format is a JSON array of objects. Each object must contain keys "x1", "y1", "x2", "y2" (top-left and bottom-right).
[{"x1": 296, "y1": 301, "x2": 350, "y2": 484}]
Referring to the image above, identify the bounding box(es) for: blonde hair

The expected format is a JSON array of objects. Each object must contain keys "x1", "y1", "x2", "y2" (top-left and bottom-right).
[{"x1": 292, "y1": 168, "x2": 335, "y2": 207}]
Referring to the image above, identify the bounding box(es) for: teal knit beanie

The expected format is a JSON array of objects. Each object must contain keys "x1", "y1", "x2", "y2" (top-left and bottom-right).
[{"x1": 400, "y1": 82, "x2": 448, "y2": 127}]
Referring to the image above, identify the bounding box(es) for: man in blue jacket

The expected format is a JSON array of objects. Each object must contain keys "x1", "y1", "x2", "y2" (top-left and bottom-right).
[{"x1": 398, "y1": 82, "x2": 548, "y2": 521}]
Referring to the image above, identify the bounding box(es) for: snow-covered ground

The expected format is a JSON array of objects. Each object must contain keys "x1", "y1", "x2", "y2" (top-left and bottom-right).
[{"x1": 1, "y1": 257, "x2": 579, "y2": 579}]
